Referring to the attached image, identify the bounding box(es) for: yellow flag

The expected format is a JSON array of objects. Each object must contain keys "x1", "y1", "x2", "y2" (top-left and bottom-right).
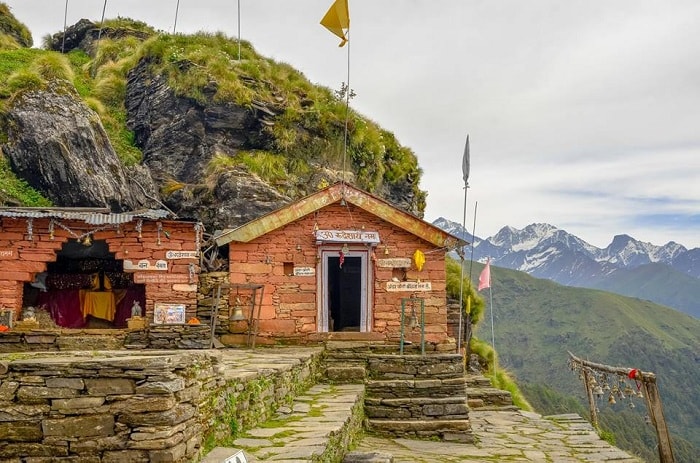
[
  {"x1": 413, "y1": 249, "x2": 425, "y2": 272},
  {"x1": 320, "y1": 0, "x2": 350, "y2": 47}
]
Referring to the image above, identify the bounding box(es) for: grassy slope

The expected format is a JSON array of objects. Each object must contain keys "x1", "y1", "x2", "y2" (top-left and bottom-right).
[
  {"x1": 0, "y1": 11, "x2": 426, "y2": 210},
  {"x1": 470, "y1": 262, "x2": 700, "y2": 461},
  {"x1": 586, "y1": 262, "x2": 700, "y2": 318}
]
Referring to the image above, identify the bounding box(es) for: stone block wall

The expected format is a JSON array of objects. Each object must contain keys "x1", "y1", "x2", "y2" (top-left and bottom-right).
[
  {"x1": 227, "y1": 202, "x2": 450, "y2": 344},
  {"x1": 0, "y1": 325, "x2": 211, "y2": 352},
  {"x1": 0, "y1": 351, "x2": 216, "y2": 462},
  {"x1": 0, "y1": 348, "x2": 324, "y2": 462}
]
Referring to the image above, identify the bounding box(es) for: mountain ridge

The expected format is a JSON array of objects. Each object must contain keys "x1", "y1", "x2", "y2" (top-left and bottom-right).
[{"x1": 434, "y1": 217, "x2": 700, "y2": 317}]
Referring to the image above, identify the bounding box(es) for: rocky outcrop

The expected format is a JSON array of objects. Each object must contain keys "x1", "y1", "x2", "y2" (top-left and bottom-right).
[
  {"x1": 2, "y1": 14, "x2": 427, "y2": 230},
  {"x1": 125, "y1": 57, "x2": 290, "y2": 229},
  {"x1": 2, "y1": 84, "x2": 158, "y2": 211},
  {"x1": 45, "y1": 18, "x2": 151, "y2": 55}
]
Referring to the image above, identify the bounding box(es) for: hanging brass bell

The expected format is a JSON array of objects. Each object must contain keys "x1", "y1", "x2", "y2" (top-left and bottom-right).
[
  {"x1": 593, "y1": 385, "x2": 603, "y2": 397},
  {"x1": 608, "y1": 394, "x2": 616, "y2": 405},
  {"x1": 230, "y1": 296, "x2": 246, "y2": 321}
]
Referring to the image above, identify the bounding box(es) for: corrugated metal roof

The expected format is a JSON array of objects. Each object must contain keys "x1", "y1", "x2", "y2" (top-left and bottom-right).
[{"x1": 0, "y1": 207, "x2": 173, "y2": 224}]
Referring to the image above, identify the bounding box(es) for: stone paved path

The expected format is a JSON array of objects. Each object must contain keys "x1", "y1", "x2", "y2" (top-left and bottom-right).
[
  {"x1": 353, "y1": 410, "x2": 640, "y2": 462},
  {"x1": 205, "y1": 348, "x2": 641, "y2": 462},
  {"x1": 233, "y1": 383, "x2": 364, "y2": 462}
]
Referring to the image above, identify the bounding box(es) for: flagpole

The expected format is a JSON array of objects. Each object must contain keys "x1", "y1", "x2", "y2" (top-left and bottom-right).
[
  {"x1": 173, "y1": 0, "x2": 180, "y2": 34},
  {"x1": 342, "y1": 28, "x2": 350, "y2": 193},
  {"x1": 457, "y1": 135, "x2": 470, "y2": 353},
  {"x1": 61, "y1": 0, "x2": 69, "y2": 53},
  {"x1": 237, "y1": 0, "x2": 241, "y2": 61},
  {"x1": 457, "y1": 180, "x2": 468, "y2": 353},
  {"x1": 489, "y1": 281, "x2": 496, "y2": 372}
]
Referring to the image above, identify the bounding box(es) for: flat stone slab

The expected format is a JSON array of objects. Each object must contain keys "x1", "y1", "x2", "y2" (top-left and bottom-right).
[
  {"x1": 235, "y1": 383, "x2": 364, "y2": 461},
  {"x1": 353, "y1": 410, "x2": 641, "y2": 462}
]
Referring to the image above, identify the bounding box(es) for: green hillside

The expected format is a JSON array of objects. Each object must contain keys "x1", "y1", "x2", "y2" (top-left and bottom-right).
[
  {"x1": 0, "y1": 11, "x2": 425, "y2": 211},
  {"x1": 587, "y1": 262, "x2": 700, "y2": 318},
  {"x1": 470, "y1": 262, "x2": 700, "y2": 462}
]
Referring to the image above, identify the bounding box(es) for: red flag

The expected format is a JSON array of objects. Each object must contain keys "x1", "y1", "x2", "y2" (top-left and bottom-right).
[{"x1": 478, "y1": 259, "x2": 491, "y2": 291}]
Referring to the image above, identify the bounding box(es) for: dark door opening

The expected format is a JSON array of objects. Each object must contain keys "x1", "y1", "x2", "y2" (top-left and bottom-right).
[
  {"x1": 327, "y1": 256, "x2": 362, "y2": 332},
  {"x1": 22, "y1": 240, "x2": 145, "y2": 329}
]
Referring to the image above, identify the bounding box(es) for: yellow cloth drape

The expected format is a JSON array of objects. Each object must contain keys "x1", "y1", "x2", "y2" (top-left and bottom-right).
[
  {"x1": 80, "y1": 290, "x2": 116, "y2": 322},
  {"x1": 81, "y1": 273, "x2": 115, "y2": 321}
]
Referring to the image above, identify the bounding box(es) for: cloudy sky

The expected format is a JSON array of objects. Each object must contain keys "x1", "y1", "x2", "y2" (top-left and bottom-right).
[{"x1": 7, "y1": 0, "x2": 700, "y2": 248}]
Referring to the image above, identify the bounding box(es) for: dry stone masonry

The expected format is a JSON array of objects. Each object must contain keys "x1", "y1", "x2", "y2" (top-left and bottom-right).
[{"x1": 0, "y1": 348, "x2": 323, "y2": 462}]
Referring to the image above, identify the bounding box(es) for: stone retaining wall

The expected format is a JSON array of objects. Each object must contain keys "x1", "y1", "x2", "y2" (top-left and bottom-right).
[
  {"x1": 0, "y1": 349, "x2": 324, "y2": 462},
  {"x1": 0, "y1": 325, "x2": 211, "y2": 353}
]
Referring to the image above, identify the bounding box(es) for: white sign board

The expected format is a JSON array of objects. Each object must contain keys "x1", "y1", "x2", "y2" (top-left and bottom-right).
[
  {"x1": 315, "y1": 229, "x2": 380, "y2": 244},
  {"x1": 124, "y1": 259, "x2": 169, "y2": 272},
  {"x1": 386, "y1": 281, "x2": 432, "y2": 292},
  {"x1": 165, "y1": 250, "x2": 199, "y2": 260},
  {"x1": 376, "y1": 258, "x2": 412, "y2": 268},
  {"x1": 293, "y1": 266, "x2": 316, "y2": 276}
]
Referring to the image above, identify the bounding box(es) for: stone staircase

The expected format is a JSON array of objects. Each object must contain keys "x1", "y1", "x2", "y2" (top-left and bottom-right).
[
  {"x1": 364, "y1": 354, "x2": 474, "y2": 443},
  {"x1": 465, "y1": 374, "x2": 519, "y2": 411}
]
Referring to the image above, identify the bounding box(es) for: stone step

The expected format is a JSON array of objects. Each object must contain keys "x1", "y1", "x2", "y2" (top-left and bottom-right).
[
  {"x1": 367, "y1": 354, "x2": 465, "y2": 380},
  {"x1": 364, "y1": 396, "x2": 469, "y2": 420},
  {"x1": 231, "y1": 384, "x2": 364, "y2": 462},
  {"x1": 326, "y1": 365, "x2": 367, "y2": 383},
  {"x1": 465, "y1": 374, "x2": 493, "y2": 388},
  {"x1": 466, "y1": 386, "x2": 515, "y2": 409},
  {"x1": 367, "y1": 419, "x2": 474, "y2": 443},
  {"x1": 366, "y1": 377, "x2": 467, "y2": 398}
]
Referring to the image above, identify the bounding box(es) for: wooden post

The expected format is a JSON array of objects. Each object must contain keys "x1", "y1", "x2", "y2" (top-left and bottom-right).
[
  {"x1": 582, "y1": 368, "x2": 599, "y2": 428},
  {"x1": 641, "y1": 378, "x2": 675, "y2": 463},
  {"x1": 568, "y1": 351, "x2": 675, "y2": 463}
]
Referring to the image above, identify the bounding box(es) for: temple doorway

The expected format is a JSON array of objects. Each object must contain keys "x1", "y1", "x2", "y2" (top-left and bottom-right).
[
  {"x1": 321, "y1": 249, "x2": 370, "y2": 332},
  {"x1": 22, "y1": 239, "x2": 145, "y2": 328}
]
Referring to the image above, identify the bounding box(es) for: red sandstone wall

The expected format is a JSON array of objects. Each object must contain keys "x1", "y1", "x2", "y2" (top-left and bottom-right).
[
  {"x1": 227, "y1": 203, "x2": 449, "y2": 344},
  {"x1": 0, "y1": 218, "x2": 199, "y2": 321}
]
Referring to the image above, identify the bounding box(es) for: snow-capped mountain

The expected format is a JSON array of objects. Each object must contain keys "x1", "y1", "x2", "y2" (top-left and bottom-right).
[{"x1": 434, "y1": 218, "x2": 700, "y2": 317}]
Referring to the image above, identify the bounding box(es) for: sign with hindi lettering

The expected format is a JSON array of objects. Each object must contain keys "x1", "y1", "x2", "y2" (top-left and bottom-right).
[
  {"x1": 376, "y1": 258, "x2": 412, "y2": 268},
  {"x1": 315, "y1": 229, "x2": 380, "y2": 244},
  {"x1": 165, "y1": 250, "x2": 199, "y2": 260},
  {"x1": 124, "y1": 259, "x2": 169, "y2": 272},
  {"x1": 134, "y1": 273, "x2": 193, "y2": 284},
  {"x1": 293, "y1": 266, "x2": 316, "y2": 276},
  {"x1": 386, "y1": 281, "x2": 432, "y2": 292},
  {"x1": 0, "y1": 250, "x2": 14, "y2": 259}
]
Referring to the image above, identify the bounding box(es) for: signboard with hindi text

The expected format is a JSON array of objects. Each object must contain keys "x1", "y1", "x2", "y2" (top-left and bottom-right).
[
  {"x1": 124, "y1": 259, "x2": 168, "y2": 272},
  {"x1": 134, "y1": 273, "x2": 192, "y2": 284},
  {"x1": 293, "y1": 266, "x2": 316, "y2": 276},
  {"x1": 165, "y1": 250, "x2": 199, "y2": 260},
  {"x1": 315, "y1": 229, "x2": 380, "y2": 244},
  {"x1": 386, "y1": 281, "x2": 432, "y2": 292},
  {"x1": 376, "y1": 258, "x2": 412, "y2": 268},
  {"x1": 0, "y1": 250, "x2": 14, "y2": 260}
]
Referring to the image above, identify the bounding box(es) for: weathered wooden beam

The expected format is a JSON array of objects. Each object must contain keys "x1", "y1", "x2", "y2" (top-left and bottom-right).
[{"x1": 568, "y1": 351, "x2": 675, "y2": 463}]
